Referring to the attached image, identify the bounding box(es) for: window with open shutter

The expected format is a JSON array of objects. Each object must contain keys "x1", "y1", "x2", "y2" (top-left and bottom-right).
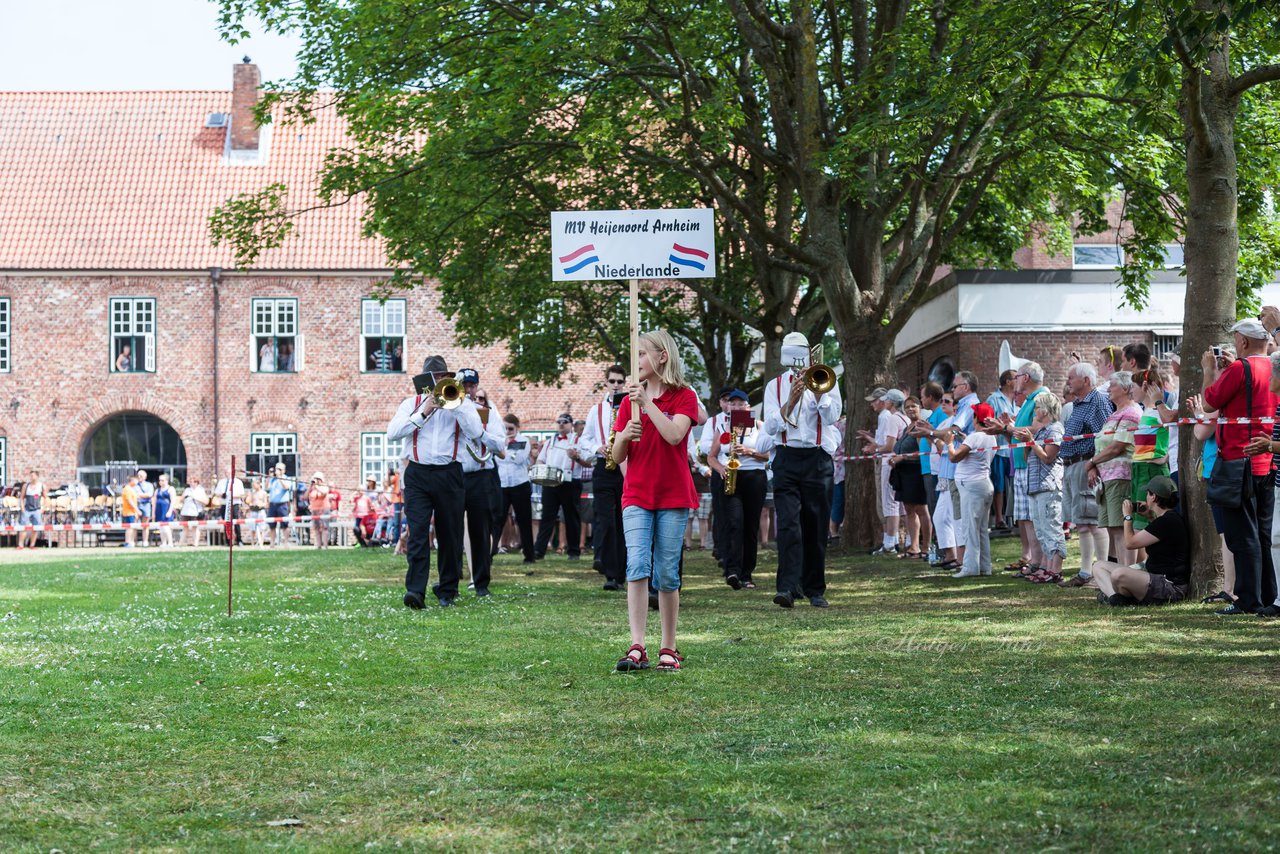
[
  {"x1": 361, "y1": 298, "x2": 406, "y2": 373},
  {"x1": 109, "y1": 297, "x2": 157, "y2": 374},
  {"x1": 251, "y1": 298, "x2": 299, "y2": 373}
]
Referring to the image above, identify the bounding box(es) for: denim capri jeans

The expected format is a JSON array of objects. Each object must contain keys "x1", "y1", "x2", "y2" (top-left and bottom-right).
[{"x1": 622, "y1": 505, "x2": 688, "y2": 592}]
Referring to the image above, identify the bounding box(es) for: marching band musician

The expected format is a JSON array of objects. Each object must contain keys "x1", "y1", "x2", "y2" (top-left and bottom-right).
[
  {"x1": 387, "y1": 355, "x2": 485, "y2": 609},
  {"x1": 534, "y1": 413, "x2": 584, "y2": 560},
  {"x1": 579, "y1": 364, "x2": 629, "y2": 590},
  {"x1": 699, "y1": 388, "x2": 735, "y2": 570},
  {"x1": 711, "y1": 389, "x2": 774, "y2": 590},
  {"x1": 457, "y1": 369, "x2": 506, "y2": 598},
  {"x1": 762, "y1": 332, "x2": 843, "y2": 609},
  {"x1": 496, "y1": 414, "x2": 536, "y2": 564}
]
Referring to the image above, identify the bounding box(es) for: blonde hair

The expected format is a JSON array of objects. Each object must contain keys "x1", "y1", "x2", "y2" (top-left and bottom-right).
[
  {"x1": 1034, "y1": 392, "x2": 1062, "y2": 422},
  {"x1": 639, "y1": 330, "x2": 687, "y2": 389}
]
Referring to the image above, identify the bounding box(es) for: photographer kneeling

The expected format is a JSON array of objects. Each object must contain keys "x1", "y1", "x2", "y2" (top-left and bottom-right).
[{"x1": 1091, "y1": 475, "x2": 1188, "y2": 606}]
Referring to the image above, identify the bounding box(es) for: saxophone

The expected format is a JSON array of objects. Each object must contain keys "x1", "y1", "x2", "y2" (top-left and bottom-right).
[
  {"x1": 604, "y1": 396, "x2": 623, "y2": 470},
  {"x1": 724, "y1": 423, "x2": 742, "y2": 495}
]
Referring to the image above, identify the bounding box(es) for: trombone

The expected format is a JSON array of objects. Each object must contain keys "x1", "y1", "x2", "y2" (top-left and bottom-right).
[{"x1": 783, "y1": 344, "x2": 836, "y2": 427}]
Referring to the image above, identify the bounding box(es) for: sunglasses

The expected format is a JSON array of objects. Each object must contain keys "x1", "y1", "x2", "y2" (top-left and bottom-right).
[
  {"x1": 606, "y1": 378, "x2": 627, "y2": 385},
  {"x1": 942, "y1": 399, "x2": 954, "y2": 404}
]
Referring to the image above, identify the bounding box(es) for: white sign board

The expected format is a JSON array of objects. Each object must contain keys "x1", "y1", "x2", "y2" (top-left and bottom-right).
[{"x1": 551, "y1": 208, "x2": 716, "y2": 281}]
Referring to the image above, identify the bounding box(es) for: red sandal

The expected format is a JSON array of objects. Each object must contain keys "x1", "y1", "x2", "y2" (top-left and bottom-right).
[
  {"x1": 616, "y1": 643, "x2": 649, "y2": 672},
  {"x1": 656, "y1": 648, "x2": 683, "y2": 672}
]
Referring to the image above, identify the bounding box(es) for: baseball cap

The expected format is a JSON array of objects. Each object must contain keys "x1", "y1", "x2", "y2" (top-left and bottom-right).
[
  {"x1": 727, "y1": 389, "x2": 749, "y2": 402},
  {"x1": 718, "y1": 386, "x2": 735, "y2": 399},
  {"x1": 864, "y1": 386, "x2": 888, "y2": 402},
  {"x1": 1145, "y1": 475, "x2": 1178, "y2": 500},
  {"x1": 457, "y1": 368, "x2": 480, "y2": 384},
  {"x1": 1231, "y1": 319, "x2": 1269, "y2": 340},
  {"x1": 557, "y1": 413, "x2": 573, "y2": 424},
  {"x1": 881, "y1": 389, "x2": 906, "y2": 404}
]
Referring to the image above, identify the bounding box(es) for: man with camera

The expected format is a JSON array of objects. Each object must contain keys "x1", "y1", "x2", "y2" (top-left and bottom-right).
[{"x1": 387, "y1": 355, "x2": 486, "y2": 609}]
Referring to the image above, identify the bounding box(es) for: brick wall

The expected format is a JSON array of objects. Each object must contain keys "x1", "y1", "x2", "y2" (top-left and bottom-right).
[
  {"x1": 0, "y1": 273, "x2": 607, "y2": 490},
  {"x1": 896, "y1": 329, "x2": 1155, "y2": 398}
]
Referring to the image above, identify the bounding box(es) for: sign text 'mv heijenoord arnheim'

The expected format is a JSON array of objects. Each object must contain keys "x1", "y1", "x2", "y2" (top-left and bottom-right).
[{"x1": 561, "y1": 216, "x2": 705, "y2": 236}]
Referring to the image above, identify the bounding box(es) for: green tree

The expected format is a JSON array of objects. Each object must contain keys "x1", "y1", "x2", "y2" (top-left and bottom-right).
[{"x1": 215, "y1": 0, "x2": 1134, "y2": 547}]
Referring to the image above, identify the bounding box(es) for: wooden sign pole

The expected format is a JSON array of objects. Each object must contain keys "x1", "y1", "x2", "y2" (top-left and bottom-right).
[{"x1": 629, "y1": 279, "x2": 640, "y2": 423}]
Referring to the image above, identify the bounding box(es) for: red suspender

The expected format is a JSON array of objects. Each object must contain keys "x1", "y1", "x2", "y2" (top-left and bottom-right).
[
  {"x1": 452, "y1": 423, "x2": 460, "y2": 461},
  {"x1": 777, "y1": 376, "x2": 788, "y2": 445},
  {"x1": 411, "y1": 395, "x2": 422, "y2": 463}
]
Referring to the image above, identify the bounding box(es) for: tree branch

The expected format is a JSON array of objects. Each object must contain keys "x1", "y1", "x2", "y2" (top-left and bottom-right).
[{"x1": 1230, "y1": 63, "x2": 1280, "y2": 98}]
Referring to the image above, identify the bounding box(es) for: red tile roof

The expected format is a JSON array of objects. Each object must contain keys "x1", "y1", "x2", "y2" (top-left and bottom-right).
[{"x1": 0, "y1": 91, "x2": 388, "y2": 270}]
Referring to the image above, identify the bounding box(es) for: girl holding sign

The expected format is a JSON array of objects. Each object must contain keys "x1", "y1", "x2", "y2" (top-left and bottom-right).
[{"x1": 611, "y1": 330, "x2": 700, "y2": 672}]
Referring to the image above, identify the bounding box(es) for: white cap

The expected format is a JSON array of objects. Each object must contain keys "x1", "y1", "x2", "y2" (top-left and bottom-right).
[
  {"x1": 782, "y1": 331, "x2": 809, "y2": 348},
  {"x1": 313, "y1": 472, "x2": 325, "y2": 482},
  {"x1": 1231, "y1": 319, "x2": 1270, "y2": 340}
]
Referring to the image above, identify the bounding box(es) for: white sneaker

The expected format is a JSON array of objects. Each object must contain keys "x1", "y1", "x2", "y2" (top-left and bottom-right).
[{"x1": 952, "y1": 569, "x2": 981, "y2": 578}]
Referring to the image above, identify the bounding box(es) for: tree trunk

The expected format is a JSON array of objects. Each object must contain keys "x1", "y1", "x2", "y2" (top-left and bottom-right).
[
  {"x1": 837, "y1": 319, "x2": 899, "y2": 549},
  {"x1": 1179, "y1": 29, "x2": 1238, "y2": 598}
]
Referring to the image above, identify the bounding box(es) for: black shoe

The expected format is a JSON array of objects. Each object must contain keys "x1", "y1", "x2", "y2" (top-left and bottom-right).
[
  {"x1": 523, "y1": 558, "x2": 536, "y2": 565},
  {"x1": 593, "y1": 559, "x2": 604, "y2": 572},
  {"x1": 809, "y1": 596, "x2": 830, "y2": 608},
  {"x1": 773, "y1": 591, "x2": 794, "y2": 609},
  {"x1": 475, "y1": 588, "x2": 491, "y2": 598},
  {"x1": 534, "y1": 553, "x2": 545, "y2": 561},
  {"x1": 437, "y1": 596, "x2": 455, "y2": 608},
  {"x1": 1108, "y1": 593, "x2": 1136, "y2": 607},
  {"x1": 725, "y1": 574, "x2": 743, "y2": 590},
  {"x1": 403, "y1": 592, "x2": 425, "y2": 610},
  {"x1": 603, "y1": 580, "x2": 621, "y2": 591},
  {"x1": 1257, "y1": 604, "x2": 1280, "y2": 618},
  {"x1": 567, "y1": 554, "x2": 581, "y2": 561},
  {"x1": 1216, "y1": 604, "x2": 1253, "y2": 615},
  {"x1": 648, "y1": 592, "x2": 660, "y2": 611}
]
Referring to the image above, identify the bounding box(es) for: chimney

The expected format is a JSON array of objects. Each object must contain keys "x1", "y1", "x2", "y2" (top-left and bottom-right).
[{"x1": 230, "y1": 58, "x2": 261, "y2": 151}]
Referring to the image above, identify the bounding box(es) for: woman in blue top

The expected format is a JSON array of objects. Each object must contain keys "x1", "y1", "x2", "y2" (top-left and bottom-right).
[{"x1": 154, "y1": 473, "x2": 177, "y2": 548}]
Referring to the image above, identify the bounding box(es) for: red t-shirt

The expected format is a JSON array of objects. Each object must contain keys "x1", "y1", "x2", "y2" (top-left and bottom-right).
[
  {"x1": 1204, "y1": 354, "x2": 1276, "y2": 475},
  {"x1": 614, "y1": 386, "x2": 699, "y2": 510}
]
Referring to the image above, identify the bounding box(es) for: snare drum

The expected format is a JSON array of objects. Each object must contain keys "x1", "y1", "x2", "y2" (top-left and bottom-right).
[{"x1": 530, "y1": 464, "x2": 568, "y2": 487}]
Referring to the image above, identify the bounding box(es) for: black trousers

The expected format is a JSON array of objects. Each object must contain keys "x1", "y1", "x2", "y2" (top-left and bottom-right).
[
  {"x1": 535, "y1": 480, "x2": 581, "y2": 558},
  {"x1": 463, "y1": 469, "x2": 497, "y2": 591},
  {"x1": 772, "y1": 446, "x2": 833, "y2": 598},
  {"x1": 591, "y1": 462, "x2": 626, "y2": 583},
  {"x1": 404, "y1": 462, "x2": 465, "y2": 600},
  {"x1": 709, "y1": 471, "x2": 726, "y2": 562},
  {"x1": 499, "y1": 481, "x2": 535, "y2": 561},
  {"x1": 723, "y1": 469, "x2": 767, "y2": 581},
  {"x1": 1220, "y1": 471, "x2": 1277, "y2": 612},
  {"x1": 486, "y1": 468, "x2": 503, "y2": 556}
]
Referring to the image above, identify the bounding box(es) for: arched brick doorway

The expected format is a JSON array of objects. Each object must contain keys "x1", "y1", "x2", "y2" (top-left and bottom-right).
[{"x1": 78, "y1": 411, "x2": 188, "y2": 490}]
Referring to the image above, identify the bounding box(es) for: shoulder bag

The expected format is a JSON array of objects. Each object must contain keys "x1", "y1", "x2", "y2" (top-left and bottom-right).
[{"x1": 1206, "y1": 357, "x2": 1252, "y2": 509}]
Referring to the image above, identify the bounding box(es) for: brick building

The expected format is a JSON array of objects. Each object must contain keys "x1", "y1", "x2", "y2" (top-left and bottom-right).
[{"x1": 0, "y1": 63, "x2": 605, "y2": 491}]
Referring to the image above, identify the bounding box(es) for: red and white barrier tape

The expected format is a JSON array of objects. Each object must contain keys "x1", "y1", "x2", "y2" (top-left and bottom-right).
[
  {"x1": 0, "y1": 513, "x2": 393, "y2": 534},
  {"x1": 841, "y1": 414, "x2": 1277, "y2": 462}
]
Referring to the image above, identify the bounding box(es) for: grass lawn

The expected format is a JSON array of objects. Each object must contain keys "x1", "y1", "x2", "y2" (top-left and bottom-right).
[{"x1": 2, "y1": 537, "x2": 1279, "y2": 852}]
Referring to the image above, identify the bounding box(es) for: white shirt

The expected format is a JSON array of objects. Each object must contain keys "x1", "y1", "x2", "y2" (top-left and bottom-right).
[
  {"x1": 955, "y1": 432, "x2": 997, "y2": 482},
  {"x1": 387, "y1": 393, "x2": 485, "y2": 466},
  {"x1": 180, "y1": 485, "x2": 208, "y2": 517},
  {"x1": 729, "y1": 422, "x2": 774, "y2": 472},
  {"x1": 761, "y1": 371, "x2": 843, "y2": 454},
  {"x1": 579, "y1": 396, "x2": 621, "y2": 464},
  {"x1": 460, "y1": 404, "x2": 506, "y2": 473},
  {"x1": 537, "y1": 433, "x2": 579, "y2": 473},
  {"x1": 213, "y1": 477, "x2": 245, "y2": 505},
  {"x1": 497, "y1": 432, "x2": 532, "y2": 487},
  {"x1": 698, "y1": 411, "x2": 732, "y2": 459}
]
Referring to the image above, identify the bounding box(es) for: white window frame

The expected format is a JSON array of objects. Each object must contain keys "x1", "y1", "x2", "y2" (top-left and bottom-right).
[
  {"x1": 251, "y1": 298, "x2": 303, "y2": 373},
  {"x1": 0, "y1": 436, "x2": 6, "y2": 486},
  {"x1": 250, "y1": 433, "x2": 297, "y2": 459},
  {"x1": 361, "y1": 298, "x2": 406, "y2": 373},
  {"x1": 109, "y1": 297, "x2": 156, "y2": 373},
  {"x1": 1161, "y1": 243, "x2": 1185, "y2": 269},
  {"x1": 361, "y1": 432, "x2": 400, "y2": 486},
  {"x1": 1072, "y1": 244, "x2": 1124, "y2": 270},
  {"x1": 0, "y1": 297, "x2": 9, "y2": 373}
]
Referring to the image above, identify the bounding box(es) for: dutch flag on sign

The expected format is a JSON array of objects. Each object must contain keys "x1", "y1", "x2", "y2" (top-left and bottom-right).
[
  {"x1": 669, "y1": 243, "x2": 709, "y2": 271},
  {"x1": 559, "y1": 244, "x2": 599, "y2": 274}
]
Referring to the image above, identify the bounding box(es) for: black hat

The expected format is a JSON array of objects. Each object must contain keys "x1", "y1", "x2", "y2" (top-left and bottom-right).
[
  {"x1": 413, "y1": 355, "x2": 454, "y2": 394},
  {"x1": 718, "y1": 386, "x2": 735, "y2": 399}
]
